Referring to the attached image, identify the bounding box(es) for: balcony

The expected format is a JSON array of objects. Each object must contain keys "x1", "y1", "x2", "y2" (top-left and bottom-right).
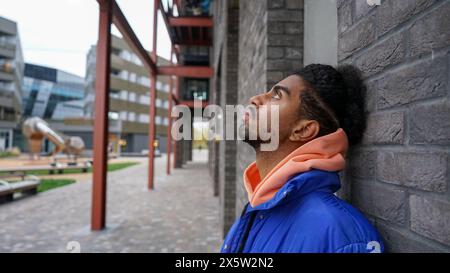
[
  {"x1": 0, "y1": 36, "x2": 16, "y2": 50},
  {"x1": 0, "y1": 82, "x2": 14, "y2": 93},
  {"x1": 174, "y1": 0, "x2": 212, "y2": 17},
  {"x1": 161, "y1": 0, "x2": 213, "y2": 49}
]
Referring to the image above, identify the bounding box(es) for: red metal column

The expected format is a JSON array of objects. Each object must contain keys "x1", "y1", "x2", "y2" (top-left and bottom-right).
[
  {"x1": 173, "y1": 76, "x2": 180, "y2": 169},
  {"x1": 91, "y1": 0, "x2": 112, "y2": 231},
  {"x1": 148, "y1": 0, "x2": 158, "y2": 190},
  {"x1": 166, "y1": 49, "x2": 174, "y2": 175}
]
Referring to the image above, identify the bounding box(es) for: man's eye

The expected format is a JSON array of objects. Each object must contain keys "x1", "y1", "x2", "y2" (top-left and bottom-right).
[{"x1": 272, "y1": 89, "x2": 281, "y2": 100}]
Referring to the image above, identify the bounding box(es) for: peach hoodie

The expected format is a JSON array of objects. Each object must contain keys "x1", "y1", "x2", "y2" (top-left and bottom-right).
[{"x1": 244, "y1": 128, "x2": 349, "y2": 207}]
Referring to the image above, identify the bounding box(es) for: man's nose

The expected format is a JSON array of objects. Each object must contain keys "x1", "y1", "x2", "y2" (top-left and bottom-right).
[{"x1": 249, "y1": 93, "x2": 269, "y2": 107}]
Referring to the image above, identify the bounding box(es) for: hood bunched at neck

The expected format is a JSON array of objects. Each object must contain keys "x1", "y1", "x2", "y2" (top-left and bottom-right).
[{"x1": 243, "y1": 128, "x2": 349, "y2": 207}]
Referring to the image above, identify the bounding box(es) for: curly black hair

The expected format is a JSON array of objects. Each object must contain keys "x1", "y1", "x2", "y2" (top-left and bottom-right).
[{"x1": 295, "y1": 64, "x2": 367, "y2": 145}]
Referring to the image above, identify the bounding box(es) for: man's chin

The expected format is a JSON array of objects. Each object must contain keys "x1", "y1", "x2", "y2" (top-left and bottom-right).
[
  {"x1": 242, "y1": 130, "x2": 270, "y2": 150},
  {"x1": 242, "y1": 137, "x2": 262, "y2": 150},
  {"x1": 239, "y1": 123, "x2": 269, "y2": 150}
]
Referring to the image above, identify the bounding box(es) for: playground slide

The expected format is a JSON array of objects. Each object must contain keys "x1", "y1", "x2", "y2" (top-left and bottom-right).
[{"x1": 22, "y1": 117, "x2": 85, "y2": 157}]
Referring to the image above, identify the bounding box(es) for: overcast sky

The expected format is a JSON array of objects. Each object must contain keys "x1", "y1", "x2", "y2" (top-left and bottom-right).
[{"x1": 0, "y1": 0, "x2": 172, "y2": 77}]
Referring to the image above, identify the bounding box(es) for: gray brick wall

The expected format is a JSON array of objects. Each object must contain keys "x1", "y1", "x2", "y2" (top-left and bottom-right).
[
  {"x1": 235, "y1": 0, "x2": 268, "y2": 219},
  {"x1": 211, "y1": 0, "x2": 240, "y2": 237},
  {"x1": 211, "y1": 0, "x2": 304, "y2": 237},
  {"x1": 236, "y1": 0, "x2": 304, "y2": 220},
  {"x1": 338, "y1": 0, "x2": 450, "y2": 252},
  {"x1": 174, "y1": 139, "x2": 184, "y2": 168}
]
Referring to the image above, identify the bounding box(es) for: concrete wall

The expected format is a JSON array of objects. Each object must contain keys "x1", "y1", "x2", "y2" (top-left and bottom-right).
[
  {"x1": 338, "y1": 0, "x2": 450, "y2": 252},
  {"x1": 304, "y1": 0, "x2": 338, "y2": 66}
]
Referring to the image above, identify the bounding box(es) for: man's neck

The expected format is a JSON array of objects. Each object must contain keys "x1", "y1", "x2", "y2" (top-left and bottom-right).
[{"x1": 255, "y1": 141, "x2": 302, "y2": 180}]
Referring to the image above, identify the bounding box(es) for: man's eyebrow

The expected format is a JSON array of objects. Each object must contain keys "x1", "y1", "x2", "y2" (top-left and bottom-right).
[{"x1": 273, "y1": 85, "x2": 291, "y2": 95}]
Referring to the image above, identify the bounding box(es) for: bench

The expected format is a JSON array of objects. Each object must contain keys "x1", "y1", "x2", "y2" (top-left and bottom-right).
[
  {"x1": 0, "y1": 162, "x2": 91, "y2": 176},
  {"x1": 0, "y1": 175, "x2": 41, "y2": 204}
]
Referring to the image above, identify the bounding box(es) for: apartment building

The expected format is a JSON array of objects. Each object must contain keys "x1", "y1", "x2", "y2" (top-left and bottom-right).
[
  {"x1": 84, "y1": 35, "x2": 172, "y2": 153},
  {"x1": 0, "y1": 16, "x2": 24, "y2": 151}
]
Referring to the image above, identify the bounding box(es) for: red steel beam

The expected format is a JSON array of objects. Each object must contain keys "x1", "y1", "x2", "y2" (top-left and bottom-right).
[
  {"x1": 173, "y1": 77, "x2": 180, "y2": 170},
  {"x1": 158, "y1": 66, "x2": 213, "y2": 78},
  {"x1": 168, "y1": 17, "x2": 213, "y2": 28},
  {"x1": 148, "y1": 0, "x2": 159, "y2": 190},
  {"x1": 112, "y1": 1, "x2": 157, "y2": 73},
  {"x1": 91, "y1": 0, "x2": 112, "y2": 231}
]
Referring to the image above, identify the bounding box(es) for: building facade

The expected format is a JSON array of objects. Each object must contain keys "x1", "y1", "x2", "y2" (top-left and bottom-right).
[
  {"x1": 0, "y1": 16, "x2": 24, "y2": 151},
  {"x1": 84, "y1": 35, "x2": 171, "y2": 153},
  {"x1": 210, "y1": 0, "x2": 450, "y2": 252},
  {"x1": 22, "y1": 63, "x2": 85, "y2": 120}
]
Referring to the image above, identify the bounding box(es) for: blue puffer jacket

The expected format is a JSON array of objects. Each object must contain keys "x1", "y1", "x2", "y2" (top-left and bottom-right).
[{"x1": 221, "y1": 170, "x2": 384, "y2": 253}]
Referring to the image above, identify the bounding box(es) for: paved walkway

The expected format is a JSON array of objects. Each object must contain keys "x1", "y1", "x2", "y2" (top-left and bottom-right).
[{"x1": 0, "y1": 150, "x2": 223, "y2": 253}]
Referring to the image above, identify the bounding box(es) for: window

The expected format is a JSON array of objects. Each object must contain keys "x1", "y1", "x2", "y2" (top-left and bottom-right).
[
  {"x1": 120, "y1": 90, "x2": 128, "y2": 100},
  {"x1": 139, "y1": 114, "x2": 149, "y2": 123},
  {"x1": 110, "y1": 89, "x2": 120, "y2": 99},
  {"x1": 119, "y1": 70, "x2": 128, "y2": 80},
  {"x1": 120, "y1": 111, "x2": 128, "y2": 121},
  {"x1": 140, "y1": 95, "x2": 150, "y2": 105},
  {"x1": 155, "y1": 116, "x2": 162, "y2": 125},
  {"x1": 131, "y1": 53, "x2": 142, "y2": 66},
  {"x1": 156, "y1": 81, "x2": 162, "y2": 90},
  {"x1": 129, "y1": 73, "x2": 136, "y2": 82},
  {"x1": 111, "y1": 68, "x2": 120, "y2": 77},
  {"x1": 129, "y1": 92, "x2": 136, "y2": 102},
  {"x1": 141, "y1": 76, "x2": 151, "y2": 87},
  {"x1": 184, "y1": 79, "x2": 209, "y2": 101},
  {"x1": 128, "y1": 112, "x2": 136, "y2": 122},
  {"x1": 119, "y1": 50, "x2": 131, "y2": 61},
  {"x1": 156, "y1": 98, "x2": 162, "y2": 107},
  {"x1": 108, "y1": 111, "x2": 119, "y2": 120},
  {"x1": 163, "y1": 83, "x2": 170, "y2": 92}
]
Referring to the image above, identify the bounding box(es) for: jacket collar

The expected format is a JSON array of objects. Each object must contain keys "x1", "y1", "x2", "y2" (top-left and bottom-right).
[
  {"x1": 247, "y1": 169, "x2": 341, "y2": 212},
  {"x1": 244, "y1": 129, "x2": 348, "y2": 208}
]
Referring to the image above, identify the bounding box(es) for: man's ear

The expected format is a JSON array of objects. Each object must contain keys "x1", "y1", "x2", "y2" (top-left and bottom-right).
[{"x1": 289, "y1": 119, "x2": 320, "y2": 143}]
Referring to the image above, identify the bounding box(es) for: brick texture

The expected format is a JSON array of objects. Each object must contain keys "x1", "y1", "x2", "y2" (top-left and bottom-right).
[
  {"x1": 339, "y1": 0, "x2": 450, "y2": 252},
  {"x1": 211, "y1": 0, "x2": 450, "y2": 252},
  {"x1": 235, "y1": 0, "x2": 304, "y2": 221},
  {"x1": 211, "y1": 0, "x2": 239, "y2": 237}
]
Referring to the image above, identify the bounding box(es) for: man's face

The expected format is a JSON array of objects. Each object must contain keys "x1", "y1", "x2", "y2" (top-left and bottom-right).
[{"x1": 242, "y1": 75, "x2": 307, "y2": 149}]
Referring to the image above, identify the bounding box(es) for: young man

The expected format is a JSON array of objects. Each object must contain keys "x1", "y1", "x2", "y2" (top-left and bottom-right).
[{"x1": 221, "y1": 64, "x2": 384, "y2": 253}]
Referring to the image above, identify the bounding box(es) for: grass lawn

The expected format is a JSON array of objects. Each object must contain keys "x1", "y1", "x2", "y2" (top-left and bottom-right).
[
  {"x1": 0, "y1": 151, "x2": 19, "y2": 158},
  {"x1": 37, "y1": 179, "x2": 76, "y2": 193},
  {"x1": 2, "y1": 162, "x2": 139, "y2": 193},
  {"x1": 106, "y1": 162, "x2": 140, "y2": 172}
]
